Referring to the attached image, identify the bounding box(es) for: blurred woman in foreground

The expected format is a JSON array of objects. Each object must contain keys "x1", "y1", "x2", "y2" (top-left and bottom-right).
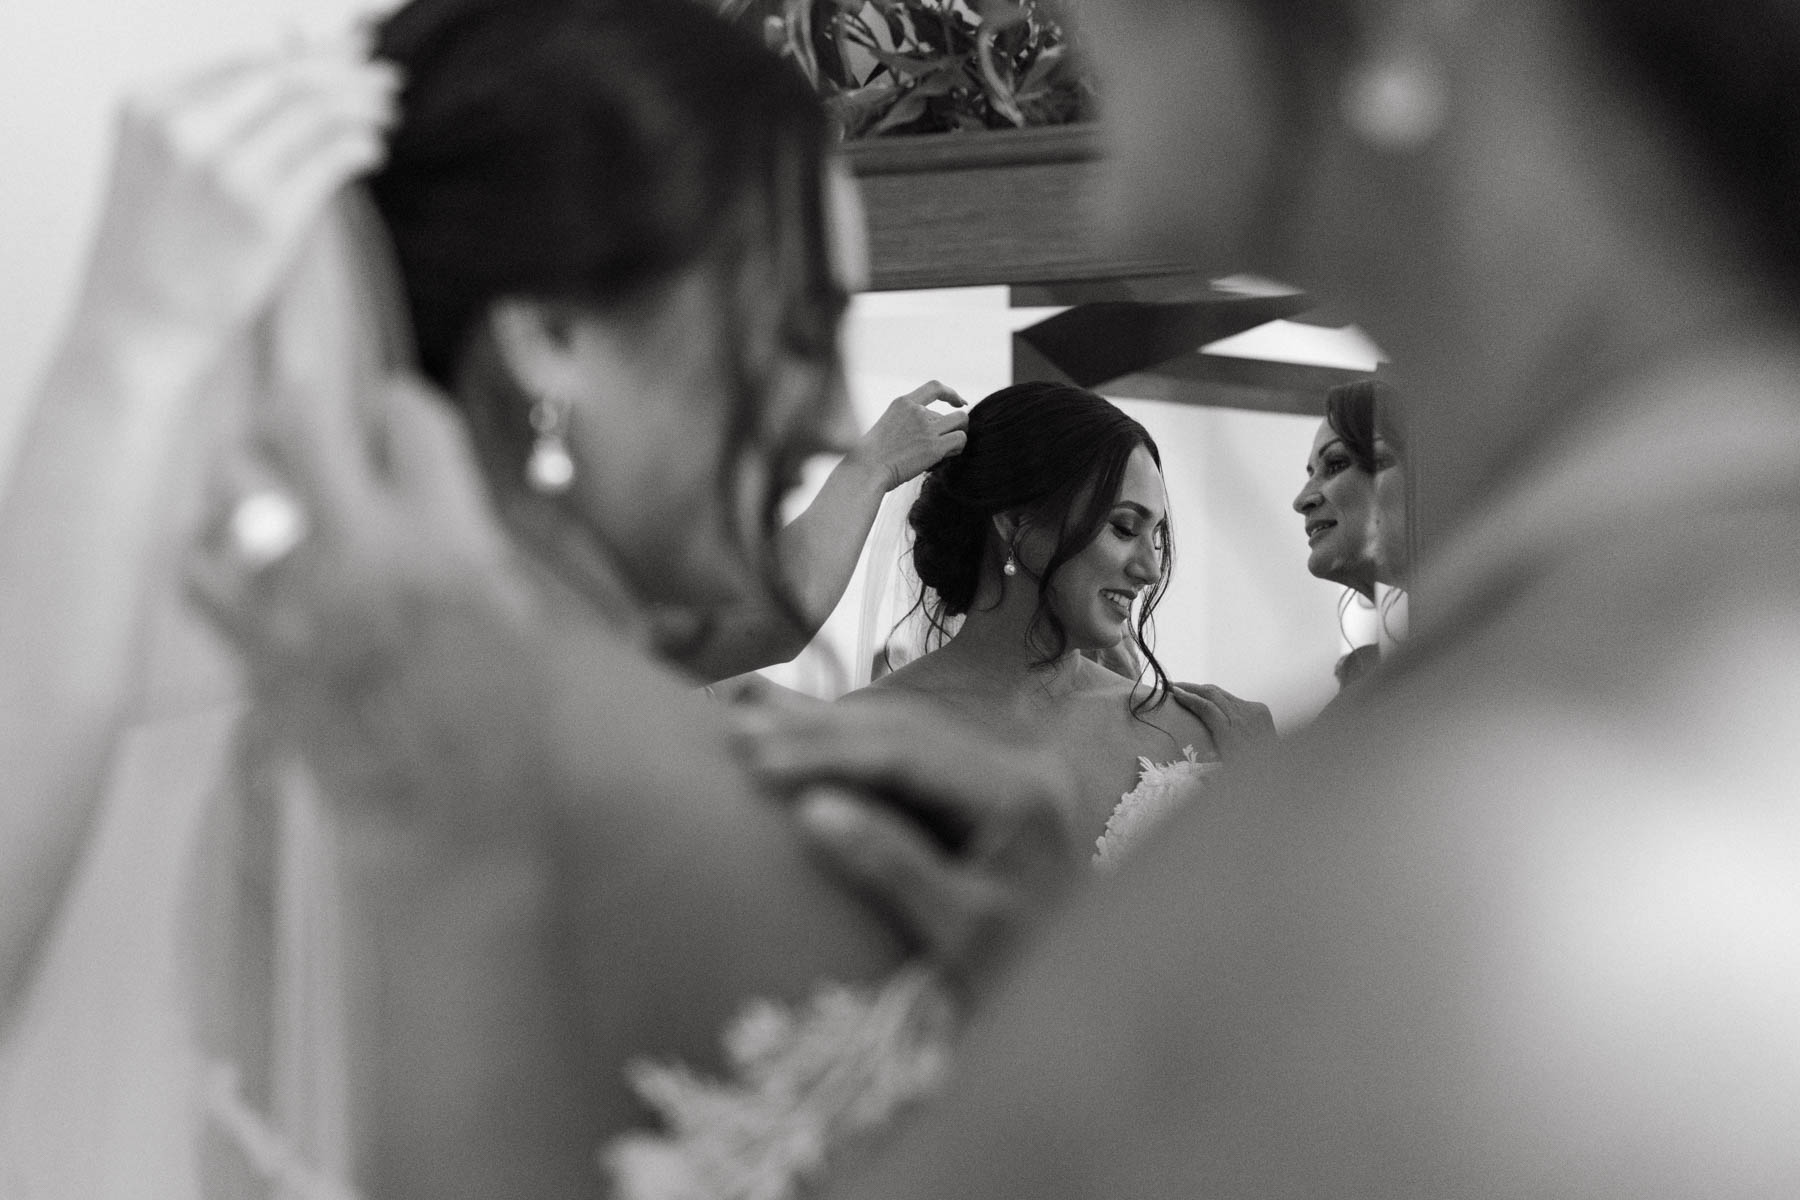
[{"x1": 838, "y1": 0, "x2": 1800, "y2": 1195}]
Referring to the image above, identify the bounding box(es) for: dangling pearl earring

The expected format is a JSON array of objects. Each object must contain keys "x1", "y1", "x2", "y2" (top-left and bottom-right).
[
  {"x1": 1342, "y1": 50, "x2": 1448, "y2": 152},
  {"x1": 526, "y1": 394, "x2": 576, "y2": 495},
  {"x1": 1002, "y1": 552, "x2": 1019, "y2": 578}
]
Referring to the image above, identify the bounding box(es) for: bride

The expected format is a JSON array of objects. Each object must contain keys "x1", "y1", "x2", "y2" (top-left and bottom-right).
[{"x1": 847, "y1": 382, "x2": 1220, "y2": 850}]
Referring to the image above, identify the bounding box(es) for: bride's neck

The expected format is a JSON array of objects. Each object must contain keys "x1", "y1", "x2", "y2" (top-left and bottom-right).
[{"x1": 937, "y1": 584, "x2": 1085, "y2": 694}]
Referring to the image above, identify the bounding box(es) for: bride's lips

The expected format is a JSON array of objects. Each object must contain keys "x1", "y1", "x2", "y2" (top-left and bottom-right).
[
  {"x1": 1100, "y1": 587, "x2": 1136, "y2": 618},
  {"x1": 1305, "y1": 517, "x2": 1336, "y2": 546}
]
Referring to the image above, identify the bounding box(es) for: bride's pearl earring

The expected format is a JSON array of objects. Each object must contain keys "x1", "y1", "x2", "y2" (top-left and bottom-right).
[
  {"x1": 1342, "y1": 50, "x2": 1448, "y2": 152},
  {"x1": 526, "y1": 394, "x2": 576, "y2": 495},
  {"x1": 1002, "y1": 553, "x2": 1019, "y2": 578}
]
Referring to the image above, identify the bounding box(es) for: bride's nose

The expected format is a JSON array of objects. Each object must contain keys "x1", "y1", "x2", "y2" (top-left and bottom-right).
[{"x1": 1127, "y1": 539, "x2": 1162, "y2": 584}]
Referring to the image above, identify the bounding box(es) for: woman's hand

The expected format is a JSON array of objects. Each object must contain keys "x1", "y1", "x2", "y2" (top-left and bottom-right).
[
  {"x1": 732, "y1": 695, "x2": 1083, "y2": 999},
  {"x1": 76, "y1": 43, "x2": 399, "y2": 355},
  {"x1": 1172, "y1": 683, "x2": 1277, "y2": 762},
  {"x1": 185, "y1": 369, "x2": 549, "y2": 843},
  {"x1": 845, "y1": 381, "x2": 970, "y2": 492}
]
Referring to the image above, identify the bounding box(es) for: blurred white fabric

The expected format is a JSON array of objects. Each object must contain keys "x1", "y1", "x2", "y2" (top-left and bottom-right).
[{"x1": 0, "y1": 189, "x2": 402, "y2": 1197}]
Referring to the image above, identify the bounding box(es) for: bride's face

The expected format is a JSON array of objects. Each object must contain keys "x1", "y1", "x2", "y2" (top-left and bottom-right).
[{"x1": 1024, "y1": 445, "x2": 1169, "y2": 651}]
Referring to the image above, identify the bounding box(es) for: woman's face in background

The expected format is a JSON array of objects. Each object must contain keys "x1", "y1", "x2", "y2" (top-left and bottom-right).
[{"x1": 1293, "y1": 419, "x2": 1378, "y2": 594}]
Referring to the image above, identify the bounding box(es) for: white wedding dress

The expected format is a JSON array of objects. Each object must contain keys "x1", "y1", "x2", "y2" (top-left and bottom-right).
[
  {"x1": 601, "y1": 749, "x2": 1220, "y2": 1200},
  {"x1": 0, "y1": 701, "x2": 357, "y2": 1200},
  {"x1": 1093, "y1": 747, "x2": 1218, "y2": 871}
]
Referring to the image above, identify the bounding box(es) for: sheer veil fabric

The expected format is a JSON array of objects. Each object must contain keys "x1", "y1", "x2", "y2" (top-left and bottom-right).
[
  {"x1": 853, "y1": 476, "x2": 934, "y2": 688},
  {"x1": 0, "y1": 189, "x2": 407, "y2": 1199}
]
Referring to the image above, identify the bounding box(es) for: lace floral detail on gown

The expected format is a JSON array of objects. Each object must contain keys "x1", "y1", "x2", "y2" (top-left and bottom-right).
[
  {"x1": 605, "y1": 967, "x2": 956, "y2": 1200},
  {"x1": 1092, "y1": 746, "x2": 1217, "y2": 871}
]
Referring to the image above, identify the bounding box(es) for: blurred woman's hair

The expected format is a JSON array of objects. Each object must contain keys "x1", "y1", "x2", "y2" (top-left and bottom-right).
[
  {"x1": 1576, "y1": 0, "x2": 1800, "y2": 297},
  {"x1": 905, "y1": 381, "x2": 1175, "y2": 713},
  {"x1": 367, "y1": 0, "x2": 844, "y2": 572},
  {"x1": 1323, "y1": 377, "x2": 1402, "y2": 473}
]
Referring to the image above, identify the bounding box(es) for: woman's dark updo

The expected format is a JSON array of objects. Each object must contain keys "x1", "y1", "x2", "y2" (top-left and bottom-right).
[
  {"x1": 907, "y1": 381, "x2": 1175, "y2": 711},
  {"x1": 369, "y1": 0, "x2": 836, "y2": 393}
]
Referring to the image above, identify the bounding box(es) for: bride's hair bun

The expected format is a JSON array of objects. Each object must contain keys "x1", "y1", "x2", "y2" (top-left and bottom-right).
[{"x1": 909, "y1": 458, "x2": 987, "y2": 616}]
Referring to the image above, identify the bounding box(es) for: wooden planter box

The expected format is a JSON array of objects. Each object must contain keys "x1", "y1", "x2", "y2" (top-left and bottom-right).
[
  {"x1": 843, "y1": 124, "x2": 1191, "y2": 292},
  {"x1": 844, "y1": 124, "x2": 1370, "y2": 415}
]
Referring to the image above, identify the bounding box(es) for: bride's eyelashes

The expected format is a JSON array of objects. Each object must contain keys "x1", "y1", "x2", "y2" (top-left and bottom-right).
[{"x1": 1108, "y1": 516, "x2": 1167, "y2": 553}]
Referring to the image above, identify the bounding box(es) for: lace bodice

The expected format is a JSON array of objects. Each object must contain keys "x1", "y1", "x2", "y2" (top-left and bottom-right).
[
  {"x1": 1092, "y1": 746, "x2": 1218, "y2": 871},
  {"x1": 606, "y1": 968, "x2": 955, "y2": 1200}
]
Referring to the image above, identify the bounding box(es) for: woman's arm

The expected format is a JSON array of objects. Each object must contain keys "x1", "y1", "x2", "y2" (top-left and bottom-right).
[
  {"x1": 675, "y1": 382, "x2": 967, "y2": 683},
  {"x1": 189, "y1": 375, "x2": 917, "y2": 1195},
  {"x1": 0, "y1": 49, "x2": 396, "y2": 1023}
]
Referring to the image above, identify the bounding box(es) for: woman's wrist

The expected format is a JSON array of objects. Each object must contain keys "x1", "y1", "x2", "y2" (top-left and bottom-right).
[
  {"x1": 837, "y1": 445, "x2": 902, "y2": 497},
  {"x1": 43, "y1": 295, "x2": 224, "y2": 421}
]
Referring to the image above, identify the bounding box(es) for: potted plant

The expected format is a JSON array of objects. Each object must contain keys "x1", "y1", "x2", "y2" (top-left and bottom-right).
[
  {"x1": 719, "y1": 0, "x2": 1187, "y2": 290},
  {"x1": 721, "y1": 0, "x2": 1091, "y2": 137}
]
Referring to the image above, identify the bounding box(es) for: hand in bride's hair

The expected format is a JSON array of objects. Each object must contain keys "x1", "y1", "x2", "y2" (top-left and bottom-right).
[
  {"x1": 1171, "y1": 683, "x2": 1277, "y2": 762},
  {"x1": 731, "y1": 696, "x2": 1082, "y2": 999},
  {"x1": 77, "y1": 45, "x2": 399, "y2": 357},
  {"x1": 846, "y1": 380, "x2": 970, "y2": 492}
]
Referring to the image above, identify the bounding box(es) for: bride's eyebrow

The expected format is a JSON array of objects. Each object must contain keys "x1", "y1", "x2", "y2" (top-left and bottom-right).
[{"x1": 1112, "y1": 502, "x2": 1155, "y2": 520}]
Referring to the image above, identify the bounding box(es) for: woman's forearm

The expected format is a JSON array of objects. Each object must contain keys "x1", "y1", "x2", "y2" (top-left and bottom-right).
[
  {"x1": 678, "y1": 454, "x2": 889, "y2": 681},
  {"x1": 0, "y1": 316, "x2": 223, "y2": 1020}
]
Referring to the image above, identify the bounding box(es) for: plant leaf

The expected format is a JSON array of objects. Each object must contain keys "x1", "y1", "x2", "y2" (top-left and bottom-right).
[
  {"x1": 868, "y1": 87, "x2": 930, "y2": 134},
  {"x1": 864, "y1": 45, "x2": 959, "y2": 77},
  {"x1": 972, "y1": 0, "x2": 1028, "y2": 30}
]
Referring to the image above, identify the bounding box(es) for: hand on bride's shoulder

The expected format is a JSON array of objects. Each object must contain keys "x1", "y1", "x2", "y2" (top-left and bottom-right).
[
  {"x1": 1171, "y1": 682, "x2": 1276, "y2": 763},
  {"x1": 731, "y1": 694, "x2": 1083, "y2": 999}
]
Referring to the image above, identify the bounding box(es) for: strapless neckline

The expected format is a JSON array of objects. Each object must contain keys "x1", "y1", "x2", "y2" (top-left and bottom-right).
[{"x1": 1093, "y1": 746, "x2": 1218, "y2": 871}]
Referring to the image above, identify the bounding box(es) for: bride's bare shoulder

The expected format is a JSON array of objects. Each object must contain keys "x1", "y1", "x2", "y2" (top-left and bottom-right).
[
  {"x1": 1074, "y1": 663, "x2": 1215, "y2": 760},
  {"x1": 848, "y1": 649, "x2": 954, "y2": 699}
]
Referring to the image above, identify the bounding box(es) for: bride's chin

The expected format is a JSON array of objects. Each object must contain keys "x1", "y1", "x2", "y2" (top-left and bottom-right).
[{"x1": 1079, "y1": 626, "x2": 1128, "y2": 653}]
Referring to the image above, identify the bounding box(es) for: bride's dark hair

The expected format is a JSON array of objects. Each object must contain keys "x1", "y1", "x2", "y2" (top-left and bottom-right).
[
  {"x1": 367, "y1": 0, "x2": 842, "y2": 601},
  {"x1": 906, "y1": 381, "x2": 1175, "y2": 712}
]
